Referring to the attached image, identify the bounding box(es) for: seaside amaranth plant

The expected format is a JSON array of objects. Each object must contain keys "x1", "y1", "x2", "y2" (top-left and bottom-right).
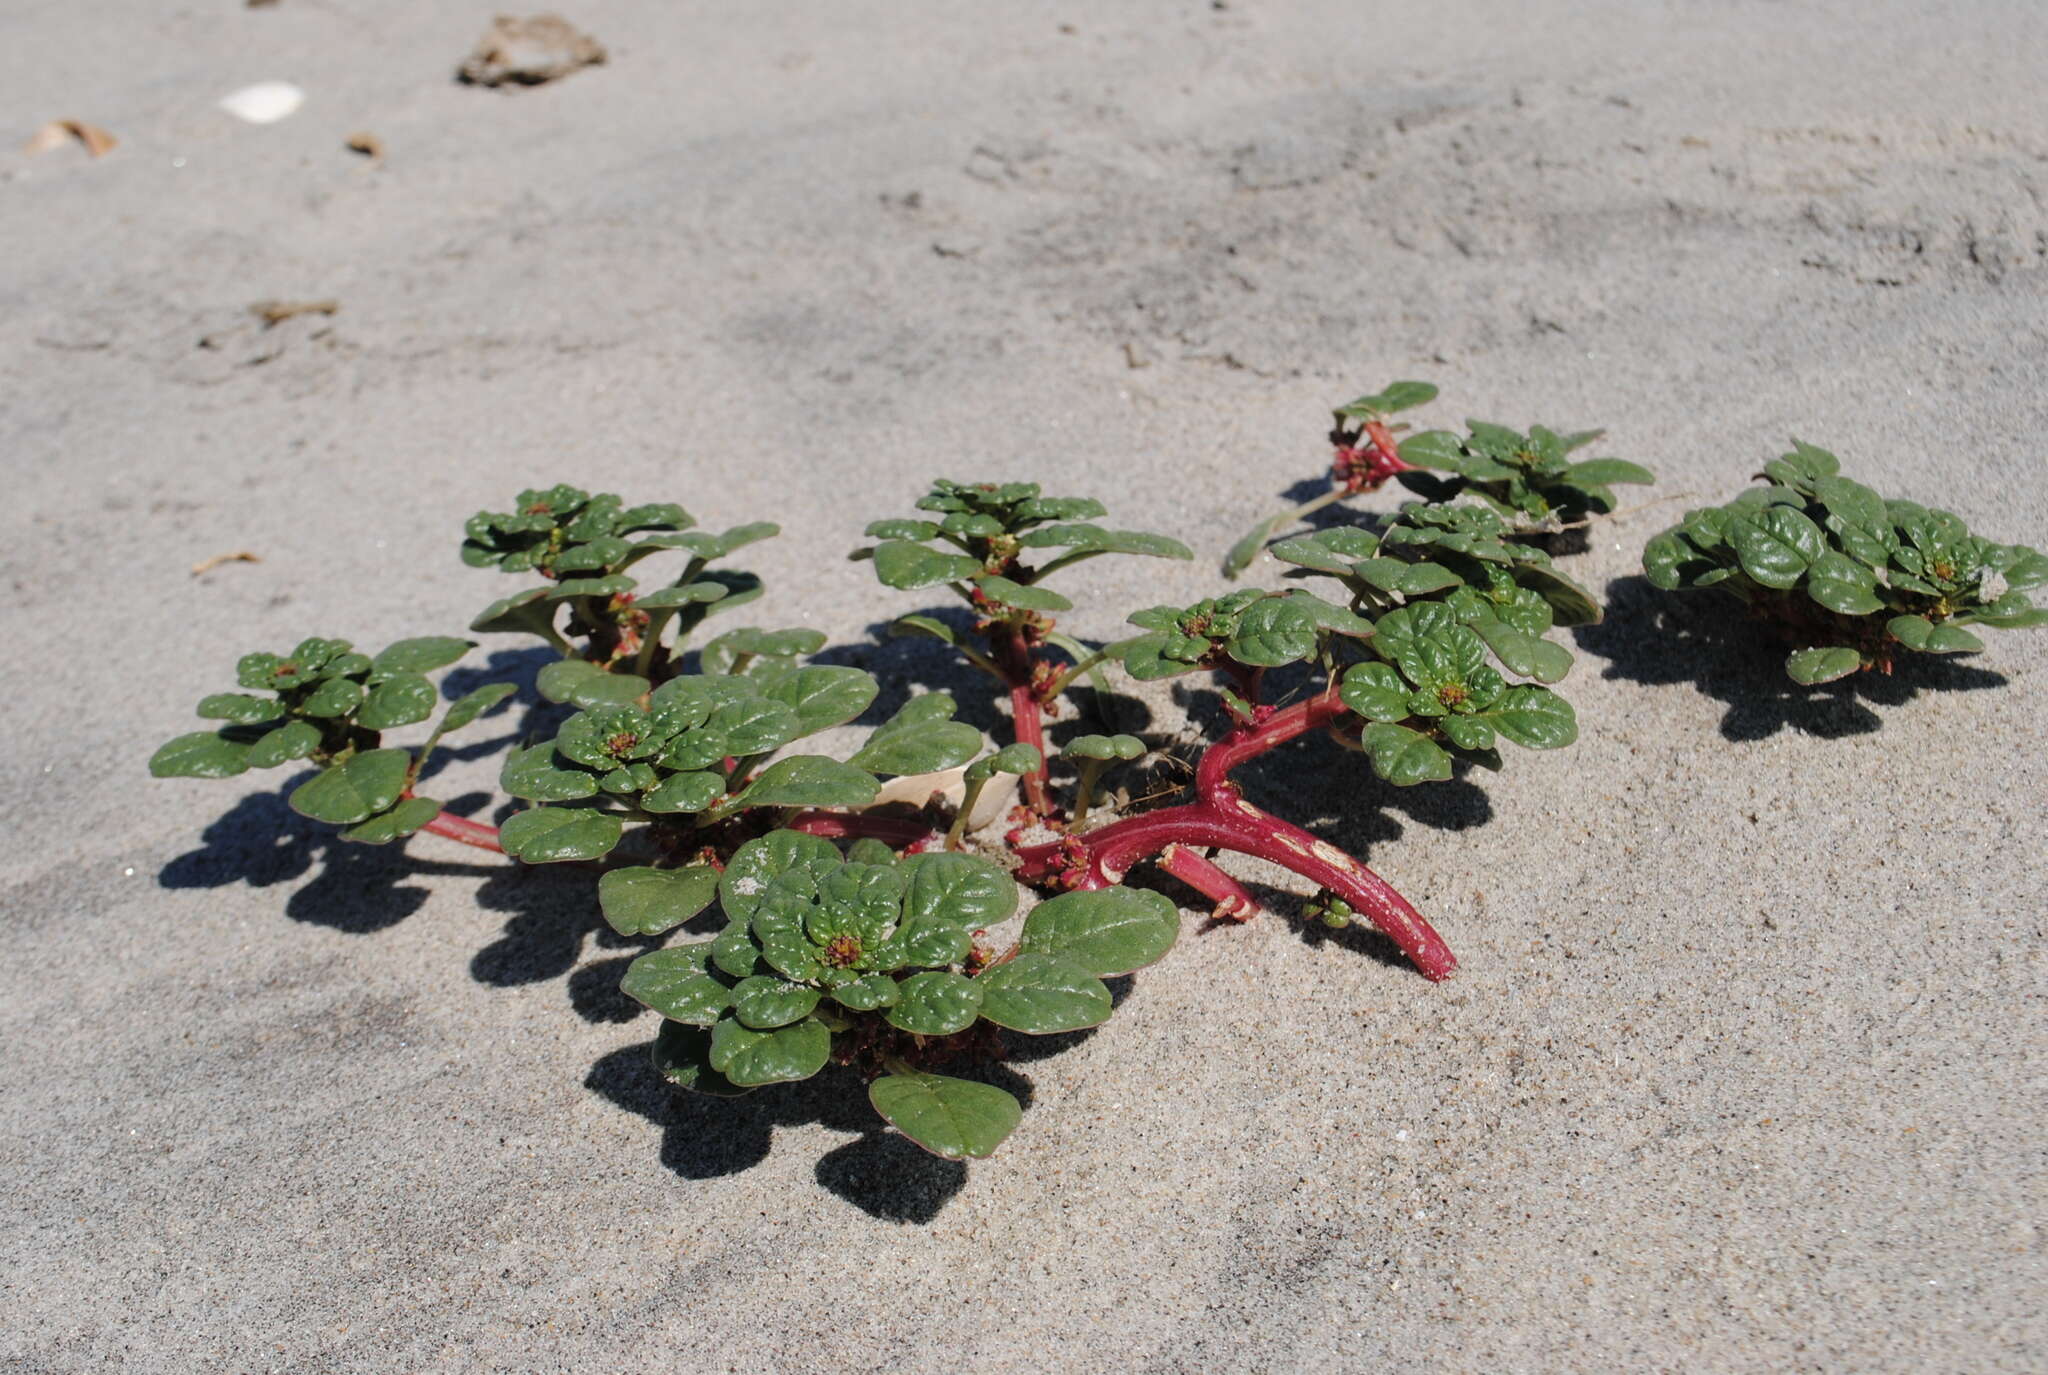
[
  {"x1": 149, "y1": 484, "x2": 1198, "y2": 1160},
  {"x1": 854, "y1": 479, "x2": 1192, "y2": 814},
  {"x1": 1642, "y1": 443, "x2": 2048, "y2": 683},
  {"x1": 1225, "y1": 381, "x2": 1654, "y2": 577}
]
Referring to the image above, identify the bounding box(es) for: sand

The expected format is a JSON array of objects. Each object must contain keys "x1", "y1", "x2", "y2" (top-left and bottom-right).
[{"x1": 3, "y1": 1, "x2": 2044, "y2": 1370}]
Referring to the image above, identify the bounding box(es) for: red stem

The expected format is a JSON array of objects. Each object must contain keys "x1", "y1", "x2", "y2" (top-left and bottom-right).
[
  {"x1": 1015, "y1": 689, "x2": 1457, "y2": 981},
  {"x1": 1158, "y1": 843, "x2": 1259, "y2": 921},
  {"x1": 785, "y1": 810, "x2": 944, "y2": 850},
  {"x1": 993, "y1": 625, "x2": 1052, "y2": 814},
  {"x1": 420, "y1": 810, "x2": 505, "y2": 853}
]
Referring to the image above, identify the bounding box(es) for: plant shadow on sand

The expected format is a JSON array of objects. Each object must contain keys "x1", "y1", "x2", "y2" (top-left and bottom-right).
[
  {"x1": 583, "y1": 1042, "x2": 1039, "y2": 1222},
  {"x1": 1576, "y1": 576, "x2": 2009, "y2": 740}
]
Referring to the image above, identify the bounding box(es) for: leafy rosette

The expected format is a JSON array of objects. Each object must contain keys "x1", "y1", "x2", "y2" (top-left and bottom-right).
[
  {"x1": 1119, "y1": 589, "x2": 1372, "y2": 680},
  {"x1": 855, "y1": 478, "x2": 1190, "y2": 618},
  {"x1": 150, "y1": 634, "x2": 516, "y2": 844},
  {"x1": 497, "y1": 662, "x2": 983, "y2": 863},
  {"x1": 1397, "y1": 421, "x2": 1654, "y2": 529},
  {"x1": 464, "y1": 484, "x2": 779, "y2": 668},
  {"x1": 1337, "y1": 603, "x2": 1577, "y2": 784},
  {"x1": 1642, "y1": 442, "x2": 2048, "y2": 683},
  {"x1": 1271, "y1": 502, "x2": 1602, "y2": 684},
  {"x1": 618, "y1": 833, "x2": 1179, "y2": 1158}
]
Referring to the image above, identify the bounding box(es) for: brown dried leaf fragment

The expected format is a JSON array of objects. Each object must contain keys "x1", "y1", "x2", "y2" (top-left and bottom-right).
[
  {"x1": 344, "y1": 132, "x2": 384, "y2": 160},
  {"x1": 250, "y1": 299, "x2": 339, "y2": 328},
  {"x1": 191, "y1": 551, "x2": 262, "y2": 577}
]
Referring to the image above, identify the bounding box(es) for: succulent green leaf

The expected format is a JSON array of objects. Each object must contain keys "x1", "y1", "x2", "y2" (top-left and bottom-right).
[
  {"x1": 711, "y1": 922, "x2": 764, "y2": 979},
  {"x1": 196, "y1": 693, "x2": 285, "y2": 725},
  {"x1": 731, "y1": 976, "x2": 823, "y2": 1030},
  {"x1": 299, "y1": 677, "x2": 365, "y2": 719},
  {"x1": 150, "y1": 730, "x2": 253, "y2": 779},
  {"x1": 900, "y1": 852, "x2": 1018, "y2": 930},
  {"x1": 1060, "y1": 733, "x2": 1146, "y2": 762},
  {"x1": 1474, "y1": 685, "x2": 1578, "y2": 749},
  {"x1": 619, "y1": 943, "x2": 733, "y2": 1024},
  {"x1": 1887, "y1": 615, "x2": 1983, "y2": 655},
  {"x1": 719, "y1": 831, "x2": 844, "y2": 923},
  {"x1": 763, "y1": 666, "x2": 880, "y2": 736},
  {"x1": 1519, "y1": 565, "x2": 1604, "y2": 627},
  {"x1": 1396, "y1": 430, "x2": 1467, "y2": 470},
  {"x1": 1467, "y1": 618, "x2": 1574, "y2": 684},
  {"x1": 631, "y1": 583, "x2": 730, "y2": 610},
  {"x1": 2000, "y1": 547, "x2": 2048, "y2": 592},
  {"x1": 641, "y1": 771, "x2": 725, "y2": 813},
  {"x1": 287, "y1": 748, "x2": 411, "y2": 825},
  {"x1": 974, "y1": 953, "x2": 1112, "y2": 1033},
  {"x1": 735, "y1": 756, "x2": 880, "y2": 809},
  {"x1": 470, "y1": 587, "x2": 560, "y2": 640},
  {"x1": 599, "y1": 865, "x2": 722, "y2": 937},
  {"x1": 535, "y1": 660, "x2": 650, "y2": 709},
  {"x1": 1340, "y1": 662, "x2": 1413, "y2": 722},
  {"x1": 974, "y1": 574, "x2": 1071, "y2": 611},
  {"x1": 869, "y1": 1071, "x2": 1021, "y2": 1160},
  {"x1": 498, "y1": 807, "x2": 623, "y2": 863},
  {"x1": 849, "y1": 693, "x2": 983, "y2": 775},
  {"x1": 830, "y1": 973, "x2": 900, "y2": 1012},
  {"x1": 1017, "y1": 887, "x2": 1179, "y2": 977},
  {"x1": 1015, "y1": 524, "x2": 1194, "y2": 560},
  {"x1": 651, "y1": 1021, "x2": 751, "y2": 1097},
  {"x1": 500, "y1": 743, "x2": 600, "y2": 802},
  {"x1": 1785, "y1": 646, "x2": 1865, "y2": 684},
  {"x1": 1729, "y1": 507, "x2": 1825, "y2": 589},
  {"x1": 1337, "y1": 380, "x2": 1438, "y2": 416},
  {"x1": 546, "y1": 574, "x2": 636, "y2": 602},
  {"x1": 872, "y1": 540, "x2": 983, "y2": 589},
  {"x1": 865, "y1": 518, "x2": 941, "y2": 540},
  {"x1": 708, "y1": 1015, "x2": 830, "y2": 1087},
  {"x1": 886, "y1": 971, "x2": 984, "y2": 1036},
  {"x1": 371, "y1": 637, "x2": 474, "y2": 675},
  {"x1": 1805, "y1": 552, "x2": 1884, "y2": 616},
  {"x1": 339, "y1": 796, "x2": 442, "y2": 845},
  {"x1": 1223, "y1": 515, "x2": 1287, "y2": 579},
  {"x1": 698, "y1": 626, "x2": 827, "y2": 675},
  {"x1": 1563, "y1": 459, "x2": 1655, "y2": 487},
  {"x1": 356, "y1": 673, "x2": 438, "y2": 731},
  {"x1": 1227, "y1": 595, "x2": 1319, "y2": 667},
  {"x1": 1361, "y1": 723, "x2": 1452, "y2": 785},
  {"x1": 889, "y1": 614, "x2": 958, "y2": 646},
  {"x1": 246, "y1": 719, "x2": 323, "y2": 769}
]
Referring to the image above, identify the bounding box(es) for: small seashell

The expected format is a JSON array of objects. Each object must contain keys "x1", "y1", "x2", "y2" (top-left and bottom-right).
[{"x1": 218, "y1": 82, "x2": 306, "y2": 125}]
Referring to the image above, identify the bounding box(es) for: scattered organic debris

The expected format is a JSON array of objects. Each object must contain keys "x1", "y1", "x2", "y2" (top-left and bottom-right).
[
  {"x1": 457, "y1": 14, "x2": 607, "y2": 87},
  {"x1": 23, "y1": 121, "x2": 117, "y2": 159},
  {"x1": 192, "y1": 552, "x2": 262, "y2": 577},
  {"x1": 344, "y1": 132, "x2": 384, "y2": 160},
  {"x1": 250, "y1": 299, "x2": 339, "y2": 328}
]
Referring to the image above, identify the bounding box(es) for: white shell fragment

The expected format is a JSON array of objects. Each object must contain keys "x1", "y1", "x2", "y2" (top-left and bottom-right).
[{"x1": 218, "y1": 82, "x2": 306, "y2": 125}]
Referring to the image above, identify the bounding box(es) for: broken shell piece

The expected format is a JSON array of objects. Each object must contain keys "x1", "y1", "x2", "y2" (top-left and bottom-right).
[
  {"x1": 458, "y1": 14, "x2": 606, "y2": 87},
  {"x1": 23, "y1": 120, "x2": 117, "y2": 158},
  {"x1": 872, "y1": 765, "x2": 1019, "y2": 834},
  {"x1": 219, "y1": 82, "x2": 305, "y2": 125}
]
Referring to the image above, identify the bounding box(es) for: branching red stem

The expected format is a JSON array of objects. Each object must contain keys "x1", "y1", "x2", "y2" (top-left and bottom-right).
[
  {"x1": 993, "y1": 625, "x2": 1052, "y2": 814},
  {"x1": 1158, "y1": 844, "x2": 1260, "y2": 921},
  {"x1": 1015, "y1": 689, "x2": 1457, "y2": 981}
]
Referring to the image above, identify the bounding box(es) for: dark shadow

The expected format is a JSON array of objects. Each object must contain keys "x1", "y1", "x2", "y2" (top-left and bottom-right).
[
  {"x1": 1575, "y1": 576, "x2": 2009, "y2": 742},
  {"x1": 157, "y1": 786, "x2": 501, "y2": 933},
  {"x1": 584, "y1": 1042, "x2": 991, "y2": 1221}
]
